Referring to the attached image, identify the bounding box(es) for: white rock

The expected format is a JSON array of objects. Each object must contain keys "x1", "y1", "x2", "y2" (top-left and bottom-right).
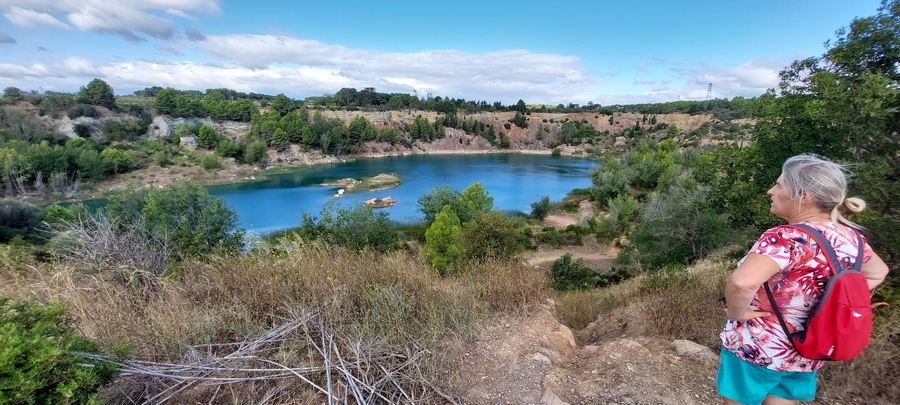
[{"x1": 672, "y1": 339, "x2": 718, "y2": 360}]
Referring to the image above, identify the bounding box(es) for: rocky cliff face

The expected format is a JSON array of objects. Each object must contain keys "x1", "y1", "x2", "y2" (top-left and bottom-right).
[{"x1": 24, "y1": 101, "x2": 723, "y2": 159}]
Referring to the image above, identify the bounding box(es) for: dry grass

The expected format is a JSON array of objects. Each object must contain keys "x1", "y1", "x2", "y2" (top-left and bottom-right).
[
  {"x1": 3, "y1": 238, "x2": 897, "y2": 403},
  {"x1": 0, "y1": 240, "x2": 547, "y2": 404}
]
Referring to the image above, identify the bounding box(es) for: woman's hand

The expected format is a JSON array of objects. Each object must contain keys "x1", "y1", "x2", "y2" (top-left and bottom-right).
[{"x1": 726, "y1": 308, "x2": 771, "y2": 321}]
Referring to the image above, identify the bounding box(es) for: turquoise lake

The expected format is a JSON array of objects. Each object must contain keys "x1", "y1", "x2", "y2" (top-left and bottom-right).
[{"x1": 205, "y1": 153, "x2": 599, "y2": 233}]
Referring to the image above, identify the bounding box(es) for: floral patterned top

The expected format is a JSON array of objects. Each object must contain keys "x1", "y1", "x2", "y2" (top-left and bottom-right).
[{"x1": 719, "y1": 221, "x2": 875, "y2": 372}]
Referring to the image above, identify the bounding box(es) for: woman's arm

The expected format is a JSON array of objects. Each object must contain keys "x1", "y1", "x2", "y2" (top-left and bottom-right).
[
  {"x1": 725, "y1": 253, "x2": 782, "y2": 321},
  {"x1": 862, "y1": 251, "x2": 890, "y2": 291}
]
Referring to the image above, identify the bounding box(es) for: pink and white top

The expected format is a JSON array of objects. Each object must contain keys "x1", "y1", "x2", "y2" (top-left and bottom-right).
[{"x1": 719, "y1": 222, "x2": 875, "y2": 372}]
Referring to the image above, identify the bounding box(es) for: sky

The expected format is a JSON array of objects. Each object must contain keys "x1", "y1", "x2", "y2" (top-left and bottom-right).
[{"x1": 0, "y1": 0, "x2": 886, "y2": 106}]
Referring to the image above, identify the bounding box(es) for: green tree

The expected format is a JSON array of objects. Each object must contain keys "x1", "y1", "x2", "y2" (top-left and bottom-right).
[
  {"x1": 196, "y1": 125, "x2": 221, "y2": 149},
  {"x1": 456, "y1": 181, "x2": 493, "y2": 223},
  {"x1": 459, "y1": 211, "x2": 525, "y2": 262},
  {"x1": 99, "y1": 148, "x2": 134, "y2": 175},
  {"x1": 299, "y1": 201, "x2": 395, "y2": 251},
  {"x1": 417, "y1": 185, "x2": 462, "y2": 224},
  {"x1": 530, "y1": 195, "x2": 552, "y2": 220},
  {"x1": 153, "y1": 90, "x2": 178, "y2": 115},
  {"x1": 666, "y1": 124, "x2": 679, "y2": 138},
  {"x1": 76, "y1": 78, "x2": 116, "y2": 109},
  {"x1": 424, "y1": 205, "x2": 461, "y2": 275},
  {"x1": 141, "y1": 182, "x2": 244, "y2": 257},
  {"x1": 243, "y1": 140, "x2": 268, "y2": 166},
  {"x1": 514, "y1": 99, "x2": 527, "y2": 113},
  {"x1": 3, "y1": 87, "x2": 22, "y2": 101},
  {"x1": 269, "y1": 93, "x2": 294, "y2": 117},
  {"x1": 271, "y1": 128, "x2": 290, "y2": 152}
]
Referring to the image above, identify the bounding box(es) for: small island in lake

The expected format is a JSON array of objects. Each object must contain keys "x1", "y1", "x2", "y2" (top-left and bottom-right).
[
  {"x1": 364, "y1": 196, "x2": 396, "y2": 208},
  {"x1": 319, "y1": 173, "x2": 402, "y2": 192}
]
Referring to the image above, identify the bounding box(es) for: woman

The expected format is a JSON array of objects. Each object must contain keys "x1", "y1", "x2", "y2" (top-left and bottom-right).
[{"x1": 718, "y1": 154, "x2": 889, "y2": 405}]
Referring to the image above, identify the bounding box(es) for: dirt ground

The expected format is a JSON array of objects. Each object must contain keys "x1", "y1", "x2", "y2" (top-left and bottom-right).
[{"x1": 447, "y1": 211, "x2": 723, "y2": 405}]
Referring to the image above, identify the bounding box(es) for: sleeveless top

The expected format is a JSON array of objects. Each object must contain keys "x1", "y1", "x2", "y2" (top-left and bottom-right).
[{"x1": 719, "y1": 221, "x2": 875, "y2": 372}]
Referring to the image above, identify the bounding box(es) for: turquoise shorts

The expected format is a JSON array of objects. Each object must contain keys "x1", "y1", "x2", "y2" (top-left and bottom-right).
[{"x1": 716, "y1": 348, "x2": 817, "y2": 405}]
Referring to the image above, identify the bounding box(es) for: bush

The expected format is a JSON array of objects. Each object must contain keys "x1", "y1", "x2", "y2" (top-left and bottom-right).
[
  {"x1": 72, "y1": 123, "x2": 91, "y2": 138},
  {"x1": 551, "y1": 148, "x2": 561, "y2": 156},
  {"x1": 547, "y1": 253, "x2": 630, "y2": 291},
  {"x1": 0, "y1": 297, "x2": 119, "y2": 404},
  {"x1": 297, "y1": 201, "x2": 396, "y2": 252},
  {"x1": 199, "y1": 154, "x2": 223, "y2": 171},
  {"x1": 459, "y1": 211, "x2": 527, "y2": 263},
  {"x1": 0, "y1": 200, "x2": 45, "y2": 244},
  {"x1": 530, "y1": 195, "x2": 551, "y2": 220},
  {"x1": 67, "y1": 104, "x2": 98, "y2": 119}
]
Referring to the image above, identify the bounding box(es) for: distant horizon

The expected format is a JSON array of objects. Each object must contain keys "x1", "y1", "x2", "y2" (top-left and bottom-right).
[{"x1": 1, "y1": 0, "x2": 883, "y2": 105}]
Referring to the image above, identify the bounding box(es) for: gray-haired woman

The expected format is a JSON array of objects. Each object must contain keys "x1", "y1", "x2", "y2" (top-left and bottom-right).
[{"x1": 718, "y1": 154, "x2": 889, "y2": 405}]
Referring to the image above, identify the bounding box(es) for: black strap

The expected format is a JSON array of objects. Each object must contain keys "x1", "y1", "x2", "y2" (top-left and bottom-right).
[{"x1": 762, "y1": 224, "x2": 864, "y2": 340}]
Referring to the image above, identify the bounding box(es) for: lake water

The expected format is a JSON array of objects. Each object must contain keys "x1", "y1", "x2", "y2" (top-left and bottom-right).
[{"x1": 206, "y1": 154, "x2": 599, "y2": 233}]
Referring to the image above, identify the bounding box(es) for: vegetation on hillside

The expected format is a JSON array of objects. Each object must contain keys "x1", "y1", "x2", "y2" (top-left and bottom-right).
[{"x1": 1, "y1": 1, "x2": 899, "y2": 403}]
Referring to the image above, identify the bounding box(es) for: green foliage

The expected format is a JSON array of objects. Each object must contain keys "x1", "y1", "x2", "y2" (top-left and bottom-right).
[
  {"x1": 99, "y1": 148, "x2": 134, "y2": 175},
  {"x1": 66, "y1": 105, "x2": 98, "y2": 120},
  {"x1": 530, "y1": 195, "x2": 551, "y2": 220},
  {"x1": 457, "y1": 182, "x2": 493, "y2": 223},
  {"x1": 72, "y1": 124, "x2": 91, "y2": 138},
  {"x1": 0, "y1": 297, "x2": 118, "y2": 404},
  {"x1": 547, "y1": 253, "x2": 630, "y2": 291},
  {"x1": 139, "y1": 182, "x2": 244, "y2": 257},
  {"x1": 269, "y1": 94, "x2": 294, "y2": 117},
  {"x1": 629, "y1": 187, "x2": 734, "y2": 269},
  {"x1": 459, "y1": 211, "x2": 526, "y2": 263},
  {"x1": 0, "y1": 200, "x2": 45, "y2": 244},
  {"x1": 199, "y1": 154, "x2": 223, "y2": 171},
  {"x1": 102, "y1": 120, "x2": 147, "y2": 142},
  {"x1": 196, "y1": 125, "x2": 222, "y2": 150},
  {"x1": 424, "y1": 205, "x2": 461, "y2": 275},
  {"x1": 297, "y1": 201, "x2": 395, "y2": 251},
  {"x1": 44, "y1": 204, "x2": 76, "y2": 223},
  {"x1": 243, "y1": 140, "x2": 268, "y2": 166},
  {"x1": 76, "y1": 79, "x2": 116, "y2": 110},
  {"x1": 417, "y1": 185, "x2": 462, "y2": 225}
]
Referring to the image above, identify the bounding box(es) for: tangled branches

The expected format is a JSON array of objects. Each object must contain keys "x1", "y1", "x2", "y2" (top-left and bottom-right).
[{"x1": 96, "y1": 313, "x2": 456, "y2": 404}]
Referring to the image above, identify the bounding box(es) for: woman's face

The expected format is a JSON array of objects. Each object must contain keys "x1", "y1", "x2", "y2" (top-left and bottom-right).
[{"x1": 767, "y1": 173, "x2": 798, "y2": 220}]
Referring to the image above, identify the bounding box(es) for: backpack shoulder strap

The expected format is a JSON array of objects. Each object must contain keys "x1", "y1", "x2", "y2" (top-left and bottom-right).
[{"x1": 788, "y1": 223, "x2": 864, "y2": 273}]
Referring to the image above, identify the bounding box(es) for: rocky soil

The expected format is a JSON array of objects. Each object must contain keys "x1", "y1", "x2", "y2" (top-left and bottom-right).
[{"x1": 445, "y1": 212, "x2": 723, "y2": 405}]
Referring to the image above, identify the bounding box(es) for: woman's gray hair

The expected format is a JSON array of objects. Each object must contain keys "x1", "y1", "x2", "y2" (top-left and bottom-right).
[{"x1": 781, "y1": 154, "x2": 866, "y2": 228}]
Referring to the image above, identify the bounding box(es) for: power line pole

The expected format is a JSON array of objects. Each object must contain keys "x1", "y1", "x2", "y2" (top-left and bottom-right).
[{"x1": 706, "y1": 83, "x2": 712, "y2": 100}]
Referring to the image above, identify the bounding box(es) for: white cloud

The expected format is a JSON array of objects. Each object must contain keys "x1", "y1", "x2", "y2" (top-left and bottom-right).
[
  {"x1": 633, "y1": 78, "x2": 655, "y2": 85},
  {"x1": 177, "y1": 34, "x2": 597, "y2": 103},
  {"x1": 688, "y1": 59, "x2": 783, "y2": 98},
  {"x1": 3, "y1": 6, "x2": 69, "y2": 28},
  {"x1": 0, "y1": 0, "x2": 219, "y2": 42}
]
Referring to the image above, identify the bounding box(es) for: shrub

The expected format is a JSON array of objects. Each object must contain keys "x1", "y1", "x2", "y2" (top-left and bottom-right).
[
  {"x1": 0, "y1": 200, "x2": 45, "y2": 244},
  {"x1": 530, "y1": 195, "x2": 551, "y2": 220},
  {"x1": 551, "y1": 148, "x2": 561, "y2": 156},
  {"x1": 297, "y1": 201, "x2": 396, "y2": 252},
  {"x1": 547, "y1": 253, "x2": 630, "y2": 291},
  {"x1": 67, "y1": 104, "x2": 98, "y2": 119},
  {"x1": 459, "y1": 211, "x2": 527, "y2": 263},
  {"x1": 503, "y1": 123, "x2": 511, "y2": 130},
  {"x1": 0, "y1": 297, "x2": 119, "y2": 404},
  {"x1": 72, "y1": 123, "x2": 91, "y2": 138},
  {"x1": 199, "y1": 154, "x2": 223, "y2": 171}
]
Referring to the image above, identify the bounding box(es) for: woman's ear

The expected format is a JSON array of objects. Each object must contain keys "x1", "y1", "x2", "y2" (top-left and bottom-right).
[{"x1": 799, "y1": 191, "x2": 813, "y2": 205}]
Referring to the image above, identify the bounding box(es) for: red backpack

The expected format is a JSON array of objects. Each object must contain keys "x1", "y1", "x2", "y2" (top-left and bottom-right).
[{"x1": 763, "y1": 224, "x2": 872, "y2": 361}]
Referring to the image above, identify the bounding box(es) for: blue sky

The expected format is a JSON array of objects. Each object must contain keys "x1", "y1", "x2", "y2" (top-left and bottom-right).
[{"x1": 0, "y1": 0, "x2": 884, "y2": 105}]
